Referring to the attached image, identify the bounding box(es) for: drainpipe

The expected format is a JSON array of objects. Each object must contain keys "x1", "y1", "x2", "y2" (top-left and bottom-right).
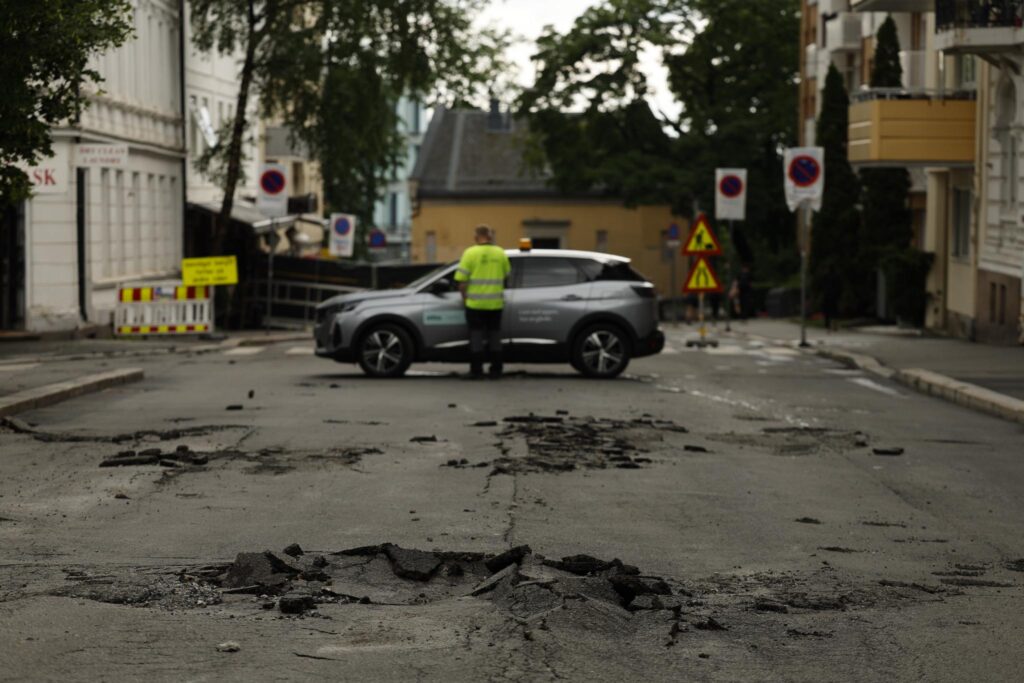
[{"x1": 178, "y1": 0, "x2": 188, "y2": 258}]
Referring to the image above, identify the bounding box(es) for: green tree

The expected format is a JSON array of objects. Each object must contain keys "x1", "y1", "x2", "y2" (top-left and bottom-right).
[
  {"x1": 519, "y1": 0, "x2": 800, "y2": 282},
  {"x1": 191, "y1": 0, "x2": 506, "y2": 256},
  {"x1": 811, "y1": 64, "x2": 863, "y2": 315},
  {"x1": 0, "y1": 1, "x2": 133, "y2": 207},
  {"x1": 859, "y1": 15, "x2": 916, "y2": 320}
]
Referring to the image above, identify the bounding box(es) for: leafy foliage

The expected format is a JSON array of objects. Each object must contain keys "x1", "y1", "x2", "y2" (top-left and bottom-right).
[
  {"x1": 519, "y1": 0, "x2": 800, "y2": 282},
  {"x1": 0, "y1": 1, "x2": 133, "y2": 206},
  {"x1": 191, "y1": 0, "x2": 507, "y2": 257}
]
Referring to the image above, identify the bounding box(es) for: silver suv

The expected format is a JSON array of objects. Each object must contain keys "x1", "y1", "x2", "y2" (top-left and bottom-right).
[{"x1": 314, "y1": 249, "x2": 664, "y2": 378}]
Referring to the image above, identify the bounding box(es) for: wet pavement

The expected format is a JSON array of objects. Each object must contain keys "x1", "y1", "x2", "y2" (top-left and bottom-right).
[{"x1": 1, "y1": 331, "x2": 1024, "y2": 680}]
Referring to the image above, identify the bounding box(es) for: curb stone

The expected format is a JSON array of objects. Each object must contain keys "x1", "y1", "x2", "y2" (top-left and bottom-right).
[
  {"x1": 894, "y1": 368, "x2": 1024, "y2": 426},
  {"x1": 722, "y1": 328, "x2": 1024, "y2": 426},
  {"x1": 0, "y1": 368, "x2": 144, "y2": 417}
]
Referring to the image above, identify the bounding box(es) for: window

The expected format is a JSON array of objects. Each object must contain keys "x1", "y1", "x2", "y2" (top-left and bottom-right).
[
  {"x1": 425, "y1": 232, "x2": 437, "y2": 262},
  {"x1": 389, "y1": 193, "x2": 398, "y2": 229},
  {"x1": 595, "y1": 230, "x2": 608, "y2": 252},
  {"x1": 517, "y1": 257, "x2": 584, "y2": 289},
  {"x1": 952, "y1": 188, "x2": 971, "y2": 258},
  {"x1": 577, "y1": 260, "x2": 645, "y2": 283}
]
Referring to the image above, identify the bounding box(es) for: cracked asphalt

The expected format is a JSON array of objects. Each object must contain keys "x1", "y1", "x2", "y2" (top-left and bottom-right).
[{"x1": 1, "y1": 326, "x2": 1024, "y2": 681}]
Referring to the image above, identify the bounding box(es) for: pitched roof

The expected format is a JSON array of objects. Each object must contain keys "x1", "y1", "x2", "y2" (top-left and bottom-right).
[{"x1": 411, "y1": 107, "x2": 565, "y2": 199}]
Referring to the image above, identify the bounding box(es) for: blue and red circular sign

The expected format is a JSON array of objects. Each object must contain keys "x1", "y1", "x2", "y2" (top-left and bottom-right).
[
  {"x1": 368, "y1": 229, "x2": 387, "y2": 249},
  {"x1": 788, "y1": 155, "x2": 821, "y2": 188},
  {"x1": 334, "y1": 217, "x2": 352, "y2": 236},
  {"x1": 719, "y1": 174, "x2": 744, "y2": 198},
  {"x1": 260, "y1": 169, "x2": 286, "y2": 195}
]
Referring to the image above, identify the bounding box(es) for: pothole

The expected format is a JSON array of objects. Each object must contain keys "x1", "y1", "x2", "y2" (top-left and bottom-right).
[
  {"x1": 489, "y1": 414, "x2": 688, "y2": 474},
  {"x1": 709, "y1": 426, "x2": 867, "y2": 457}
]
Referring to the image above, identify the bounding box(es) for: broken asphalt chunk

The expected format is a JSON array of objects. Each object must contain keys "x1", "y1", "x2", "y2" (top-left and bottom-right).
[
  {"x1": 384, "y1": 544, "x2": 441, "y2": 581},
  {"x1": 282, "y1": 543, "x2": 304, "y2": 558},
  {"x1": 872, "y1": 447, "x2": 904, "y2": 456},
  {"x1": 279, "y1": 593, "x2": 315, "y2": 614},
  {"x1": 608, "y1": 575, "x2": 672, "y2": 605},
  {"x1": 410, "y1": 435, "x2": 438, "y2": 443},
  {"x1": 485, "y1": 545, "x2": 532, "y2": 574},
  {"x1": 221, "y1": 552, "x2": 292, "y2": 592},
  {"x1": 470, "y1": 563, "x2": 518, "y2": 596},
  {"x1": 99, "y1": 455, "x2": 159, "y2": 467}
]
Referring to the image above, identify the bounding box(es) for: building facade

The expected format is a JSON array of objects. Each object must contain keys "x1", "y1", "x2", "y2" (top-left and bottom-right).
[
  {"x1": 9, "y1": 0, "x2": 186, "y2": 333},
  {"x1": 409, "y1": 107, "x2": 685, "y2": 296},
  {"x1": 372, "y1": 96, "x2": 429, "y2": 261},
  {"x1": 933, "y1": 1, "x2": 1024, "y2": 344}
]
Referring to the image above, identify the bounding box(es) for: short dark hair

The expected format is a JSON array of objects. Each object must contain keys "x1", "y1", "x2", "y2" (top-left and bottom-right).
[{"x1": 475, "y1": 225, "x2": 493, "y2": 240}]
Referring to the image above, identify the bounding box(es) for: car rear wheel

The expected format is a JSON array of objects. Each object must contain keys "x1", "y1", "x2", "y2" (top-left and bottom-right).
[
  {"x1": 572, "y1": 324, "x2": 631, "y2": 378},
  {"x1": 357, "y1": 324, "x2": 414, "y2": 378}
]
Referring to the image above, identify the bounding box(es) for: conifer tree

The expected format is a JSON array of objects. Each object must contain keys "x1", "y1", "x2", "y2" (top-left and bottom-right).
[
  {"x1": 860, "y1": 15, "x2": 913, "y2": 319},
  {"x1": 811, "y1": 64, "x2": 862, "y2": 315}
]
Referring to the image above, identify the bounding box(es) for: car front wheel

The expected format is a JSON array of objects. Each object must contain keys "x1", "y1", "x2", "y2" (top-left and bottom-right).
[
  {"x1": 356, "y1": 324, "x2": 414, "y2": 378},
  {"x1": 572, "y1": 324, "x2": 631, "y2": 378}
]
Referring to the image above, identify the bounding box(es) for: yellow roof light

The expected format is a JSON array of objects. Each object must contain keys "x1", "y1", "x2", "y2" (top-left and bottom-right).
[{"x1": 519, "y1": 237, "x2": 533, "y2": 252}]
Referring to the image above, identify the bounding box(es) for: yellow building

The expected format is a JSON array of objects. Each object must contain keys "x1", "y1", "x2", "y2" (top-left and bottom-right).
[{"x1": 408, "y1": 107, "x2": 688, "y2": 297}]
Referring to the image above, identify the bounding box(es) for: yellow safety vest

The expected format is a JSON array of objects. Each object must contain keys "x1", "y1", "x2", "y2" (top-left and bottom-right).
[{"x1": 454, "y1": 244, "x2": 511, "y2": 311}]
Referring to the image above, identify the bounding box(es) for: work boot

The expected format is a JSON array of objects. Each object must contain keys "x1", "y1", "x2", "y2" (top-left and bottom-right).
[
  {"x1": 488, "y1": 362, "x2": 503, "y2": 379},
  {"x1": 468, "y1": 355, "x2": 485, "y2": 379}
]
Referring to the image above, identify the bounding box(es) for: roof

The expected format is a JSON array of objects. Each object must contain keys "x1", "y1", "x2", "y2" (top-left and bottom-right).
[
  {"x1": 189, "y1": 201, "x2": 296, "y2": 235},
  {"x1": 412, "y1": 108, "x2": 598, "y2": 200},
  {"x1": 505, "y1": 248, "x2": 630, "y2": 263}
]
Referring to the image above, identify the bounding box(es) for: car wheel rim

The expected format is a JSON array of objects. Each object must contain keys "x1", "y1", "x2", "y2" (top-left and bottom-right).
[
  {"x1": 581, "y1": 331, "x2": 623, "y2": 374},
  {"x1": 363, "y1": 330, "x2": 403, "y2": 373}
]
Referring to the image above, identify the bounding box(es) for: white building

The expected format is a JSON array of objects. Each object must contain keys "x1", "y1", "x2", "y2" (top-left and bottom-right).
[
  {"x1": 372, "y1": 96, "x2": 429, "y2": 261},
  {"x1": 183, "y1": 3, "x2": 259, "y2": 207},
  {"x1": 8, "y1": 0, "x2": 185, "y2": 333}
]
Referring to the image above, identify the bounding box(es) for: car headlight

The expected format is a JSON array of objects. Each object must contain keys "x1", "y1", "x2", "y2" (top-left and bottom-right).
[{"x1": 317, "y1": 302, "x2": 359, "y2": 323}]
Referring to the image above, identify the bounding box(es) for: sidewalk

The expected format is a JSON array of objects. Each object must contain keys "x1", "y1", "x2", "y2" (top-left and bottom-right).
[{"x1": 726, "y1": 318, "x2": 1024, "y2": 424}]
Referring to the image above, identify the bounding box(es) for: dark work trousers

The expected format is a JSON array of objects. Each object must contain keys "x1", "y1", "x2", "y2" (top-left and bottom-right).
[{"x1": 466, "y1": 308, "x2": 503, "y2": 374}]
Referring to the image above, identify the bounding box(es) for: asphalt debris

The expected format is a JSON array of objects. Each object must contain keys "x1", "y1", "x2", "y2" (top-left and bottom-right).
[
  {"x1": 795, "y1": 517, "x2": 822, "y2": 525},
  {"x1": 872, "y1": 447, "x2": 905, "y2": 456},
  {"x1": 489, "y1": 415, "x2": 688, "y2": 474}
]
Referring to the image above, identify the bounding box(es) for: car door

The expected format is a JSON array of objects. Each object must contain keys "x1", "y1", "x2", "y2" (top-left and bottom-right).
[
  {"x1": 504, "y1": 256, "x2": 593, "y2": 358},
  {"x1": 416, "y1": 266, "x2": 468, "y2": 358}
]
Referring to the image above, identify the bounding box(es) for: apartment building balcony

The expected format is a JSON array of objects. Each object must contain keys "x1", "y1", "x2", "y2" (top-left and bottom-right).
[
  {"x1": 848, "y1": 89, "x2": 976, "y2": 166},
  {"x1": 851, "y1": 0, "x2": 932, "y2": 11},
  {"x1": 935, "y1": 0, "x2": 1024, "y2": 54},
  {"x1": 819, "y1": 0, "x2": 850, "y2": 13},
  {"x1": 826, "y1": 13, "x2": 864, "y2": 51}
]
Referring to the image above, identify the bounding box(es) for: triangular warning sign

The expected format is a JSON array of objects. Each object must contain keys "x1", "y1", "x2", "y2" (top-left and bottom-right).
[
  {"x1": 682, "y1": 214, "x2": 723, "y2": 256},
  {"x1": 683, "y1": 257, "x2": 723, "y2": 294}
]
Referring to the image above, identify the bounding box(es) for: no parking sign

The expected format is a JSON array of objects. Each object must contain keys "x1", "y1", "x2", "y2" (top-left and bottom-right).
[
  {"x1": 715, "y1": 168, "x2": 747, "y2": 221},
  {"x1": 783, "y1": 147, "x2": 824, "y2": 212},
  {"x1": 329, "y1": 213, "x2": 356, "y2": 257}
]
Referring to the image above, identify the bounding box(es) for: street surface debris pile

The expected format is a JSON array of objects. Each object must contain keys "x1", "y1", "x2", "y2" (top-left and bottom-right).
[
  {"x1": 710, "y1": 426, "x2": 872, "y2": 457},
  {"x1": 490, "y1": 414, "x2": 689, "y2": 474},
  {"x1": 204, "y1": 543, "x2": 692, "y2": 620}
]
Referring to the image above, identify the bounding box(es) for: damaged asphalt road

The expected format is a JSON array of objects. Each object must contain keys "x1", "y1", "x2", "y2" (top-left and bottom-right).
[{"x1": 1, "y1": 337, "x2": 1024, "y2": 680}]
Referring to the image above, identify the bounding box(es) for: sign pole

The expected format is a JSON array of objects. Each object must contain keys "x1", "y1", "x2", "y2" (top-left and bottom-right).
[
  {"x1": 266, "y1": 249, "x2": 275, "y2": 333},
  {"x1": 698, "y1": 292, "x2": 706, "y2": 342},
  {"x1": 725, "y1": 219, "x2": 735, "y2": 333},
  {"x1": 799, "y1": 203, "x2": 810, "y2": 348}
]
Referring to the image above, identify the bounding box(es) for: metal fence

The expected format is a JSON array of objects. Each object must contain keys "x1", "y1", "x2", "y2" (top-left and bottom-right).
[
  {"x1": 936, "y1": 0, "x2": 1024, "y2": 30},
  {"x1": 850, "y1": 87, "x2": 978, "y2": 103}
]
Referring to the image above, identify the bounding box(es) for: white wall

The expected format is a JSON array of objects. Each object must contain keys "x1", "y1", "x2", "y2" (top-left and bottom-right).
[
  {"x1": 24, "y1": 0, "x2": 186, "y2": 332},
  {"x1": 980, "y1": 60, "x2": 1024, "y2": 279}
]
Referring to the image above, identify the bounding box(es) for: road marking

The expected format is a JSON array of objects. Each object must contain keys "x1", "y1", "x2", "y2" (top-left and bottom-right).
[
  {"x1": 848, "y1": 377, "x2": 904, "y2": 398},
  {"x1": 0, "y1": 363, "x2": 40, "y2": 373},
  {"x1": 224, "y1": 347, "x2": 265, "y2": 356},
  {"x1": 286, "y1": 347, "x2": 314, "y2": 355}
]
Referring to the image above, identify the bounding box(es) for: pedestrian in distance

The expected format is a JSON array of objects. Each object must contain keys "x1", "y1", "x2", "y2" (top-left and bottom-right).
[{"x1": 454, "y1": 225, "x2": 511, "y2": 379}]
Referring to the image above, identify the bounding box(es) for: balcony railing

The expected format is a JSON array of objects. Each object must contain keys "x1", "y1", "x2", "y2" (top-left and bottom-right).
[
  {"x1": 936, "y1": 0, "x2": 1024, "y2": 31},
  {"x1": 850, "y1": 87, "x2": 977, "y2": 103}
]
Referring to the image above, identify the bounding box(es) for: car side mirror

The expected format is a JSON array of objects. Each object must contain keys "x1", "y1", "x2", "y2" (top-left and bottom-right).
[{"x1": 431, "y1": 278, "x2": 453, "y2": 295}]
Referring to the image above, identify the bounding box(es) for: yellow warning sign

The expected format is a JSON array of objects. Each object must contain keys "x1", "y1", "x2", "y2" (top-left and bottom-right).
[
  {"x1": 181, "y1": 256, "x2": 239, "y2": 286},
  {"x1": 683, "y1": 257, "x2": 723, "y2": 294},
  {"x1": 682, "y1": 213, "x2": 723, "y2": 256}
]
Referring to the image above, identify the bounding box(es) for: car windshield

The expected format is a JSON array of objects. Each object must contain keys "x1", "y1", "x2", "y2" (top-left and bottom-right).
[{"x1": 407, "y1": 262, "x2": 457, "y2": 290}]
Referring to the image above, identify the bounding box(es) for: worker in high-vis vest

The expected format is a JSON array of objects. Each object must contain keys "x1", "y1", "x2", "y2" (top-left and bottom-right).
[{"x1": 454, "y1": 225, "x2": 511, "y2": 378}]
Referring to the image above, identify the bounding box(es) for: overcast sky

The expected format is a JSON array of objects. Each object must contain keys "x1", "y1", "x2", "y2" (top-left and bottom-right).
[{"x1": 476, "y1": 0, "x2": 679, "y2": 118}]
